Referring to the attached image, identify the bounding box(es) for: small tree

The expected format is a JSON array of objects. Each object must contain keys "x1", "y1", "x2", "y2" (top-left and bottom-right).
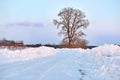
[{"x1": 53, "y1": 7, "x2": 89, "y2": 48}]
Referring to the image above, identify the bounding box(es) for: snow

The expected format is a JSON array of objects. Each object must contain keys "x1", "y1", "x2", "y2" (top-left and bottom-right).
[
  {"x1": 77, "y1": 44, "x2": 120, "y2": 80},
  {"x1": 0, "y1": 44, "x2": 120, "y2": 80},
  {"x1": 0, "y1": 46, "x2": 57, "y2": 64}
]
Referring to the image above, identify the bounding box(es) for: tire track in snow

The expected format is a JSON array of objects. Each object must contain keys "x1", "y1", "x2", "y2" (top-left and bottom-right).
[
  {"x1": 37, "y1": 53, "x2": 66, "y2": 80},
  {"x1": 38, "y1": 62, "x2": 59, "y2": 80}
]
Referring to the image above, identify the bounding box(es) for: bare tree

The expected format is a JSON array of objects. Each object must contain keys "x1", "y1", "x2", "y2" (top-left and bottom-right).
[{"x1": 53, "y1": 7, "x2": 89, "y2": 48}]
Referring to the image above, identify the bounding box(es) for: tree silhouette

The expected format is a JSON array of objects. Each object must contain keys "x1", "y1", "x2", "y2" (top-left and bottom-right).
[{"x1": 53, "y1": 7, "x2": 89, "y2": 48}]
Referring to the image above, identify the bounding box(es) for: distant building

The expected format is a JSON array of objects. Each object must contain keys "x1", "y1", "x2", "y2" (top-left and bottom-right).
[
  {"x1": 0, "y1": 39, "x2": 24, "y2": 47},
  {"x1": 15, "y1": 41, "x2": 24, "y2": 47}
]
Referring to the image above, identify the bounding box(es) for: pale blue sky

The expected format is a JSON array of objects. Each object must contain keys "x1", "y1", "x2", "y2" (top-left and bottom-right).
[{"x1": 0, "y1": 0, "x2": 120, "y2": 45}]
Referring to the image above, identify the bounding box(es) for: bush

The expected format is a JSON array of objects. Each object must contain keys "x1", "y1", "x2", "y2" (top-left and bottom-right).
[{"x1": 61, "y1": 39, "x2": 88, "y2": 49}]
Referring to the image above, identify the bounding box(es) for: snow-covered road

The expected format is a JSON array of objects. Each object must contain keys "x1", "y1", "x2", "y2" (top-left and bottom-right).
[{"x1": 0, "y1": 49, "x2": 80, "y2": 80}]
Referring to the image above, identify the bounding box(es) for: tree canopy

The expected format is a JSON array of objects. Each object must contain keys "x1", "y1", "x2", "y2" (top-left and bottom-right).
[{"x1": 53, "y1": 7, "x2": 89, "y2": 48}]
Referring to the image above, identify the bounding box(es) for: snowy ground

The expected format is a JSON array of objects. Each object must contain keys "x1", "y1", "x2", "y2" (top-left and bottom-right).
[{"x1": 0, "y1": 44, "x2": 120, "y2": 80}]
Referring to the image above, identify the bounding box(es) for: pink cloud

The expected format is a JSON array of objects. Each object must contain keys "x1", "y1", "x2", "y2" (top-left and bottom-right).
[{"x1": 6, "y1": 21, "x2": 44, "y2": 27}]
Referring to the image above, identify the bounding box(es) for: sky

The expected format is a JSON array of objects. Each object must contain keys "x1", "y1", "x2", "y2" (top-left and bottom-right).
[{"x1": 0, "y1": 0, "x2": 120, "y2": 46}]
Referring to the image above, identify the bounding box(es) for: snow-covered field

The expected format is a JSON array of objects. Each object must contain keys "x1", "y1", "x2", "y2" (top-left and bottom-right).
[{"x1": 0, "y1": 44, "x2": 120, "y2": 80}]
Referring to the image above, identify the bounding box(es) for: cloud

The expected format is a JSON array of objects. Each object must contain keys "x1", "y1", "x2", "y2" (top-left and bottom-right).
[{"x1": 5, "y1": 21, "x2": 44, "y2": 27}]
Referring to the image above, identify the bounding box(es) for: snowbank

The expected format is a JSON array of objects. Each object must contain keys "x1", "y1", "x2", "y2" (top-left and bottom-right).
[
  {"x1": 93, "y1": 44, "x2": 120, "y2": 53},
  {"x1": 0, "y1": 46, "x2": 57, "y2": 64},
  {"x1": 77, "y1": 44, "x2": 120, "y2": 80}
]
